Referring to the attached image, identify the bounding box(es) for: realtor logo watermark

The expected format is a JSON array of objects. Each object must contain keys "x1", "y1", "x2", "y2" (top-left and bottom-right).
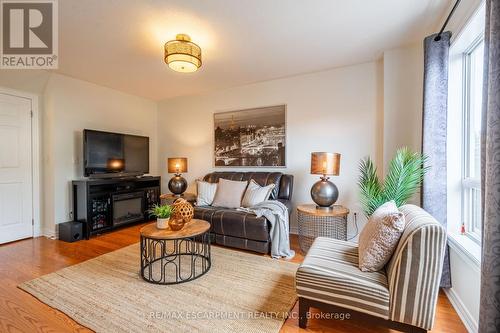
[{"x1": 1, "y1": 0, "x2": 58, "y2": 69}]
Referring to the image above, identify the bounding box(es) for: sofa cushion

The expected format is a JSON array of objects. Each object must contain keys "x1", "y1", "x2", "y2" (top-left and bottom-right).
[
  {"x1": 196, "y1": 180, "x2": 218, "y2": 206},
  {"x1": 296, "y1": 237, "x2": 390, "y2": 319},
  {"x1": 242, "y1": 172, "x2": 282, "y2": 199},
  {"x1": 203, "y1": 172, "x2": 283, "y2": 200},
  {"x1": 241, "y1": 179, "x2": 275, "y2": 207},
  {"x1": 211, "y1": 179, "x2": 248, "y2": 208},
  {"x1": 215, "y1": 234, "x2": 269, "y2": 254},
  {"x1": 194, "y1": 206, "x2": 269, "y2": 242},
  {"x1": 277, "y1": 174, "x2": 293, "y2": 200}
]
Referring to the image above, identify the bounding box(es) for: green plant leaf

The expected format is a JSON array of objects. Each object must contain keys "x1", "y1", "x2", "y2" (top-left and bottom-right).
[
  {"x1": 148, "y1": 204, "x2": 173, "y2": 218},
  {"x1": 382, "y1": 147, "x2": 429, "y2": 207},
  {"x1": 358, "y1": 157, "x2": 384, "y2": 217},
  {"x1": 357, "y1": 147, "x2": 429, "y2": 217}
]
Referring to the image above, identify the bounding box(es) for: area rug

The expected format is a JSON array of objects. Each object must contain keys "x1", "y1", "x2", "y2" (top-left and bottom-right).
[{"x1": 19, "y1": 244, "x2": 298, "y2": 333}]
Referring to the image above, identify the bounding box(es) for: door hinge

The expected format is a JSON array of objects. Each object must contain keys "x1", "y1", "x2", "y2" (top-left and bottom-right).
[
  {"x1": 30, "y1": 110, "x2": 33, "y2": 118},
  {"x1": 32, "y1": 218, "x2": 34, "y2": 225}
]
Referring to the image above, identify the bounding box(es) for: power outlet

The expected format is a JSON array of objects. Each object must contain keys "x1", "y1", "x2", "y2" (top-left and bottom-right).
[{"x1": 346, "y1": 211, "x2": 360, "y2": 241}]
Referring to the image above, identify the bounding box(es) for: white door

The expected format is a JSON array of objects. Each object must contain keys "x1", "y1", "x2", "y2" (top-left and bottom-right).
[{"x1": 0, "y1": 93, "x2": 33, "y2": 244}]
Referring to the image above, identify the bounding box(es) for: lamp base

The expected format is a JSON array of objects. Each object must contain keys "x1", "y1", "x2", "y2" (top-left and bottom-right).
[
  {"x1": 168, "y1": 174, "x2": 187, "y2": 195},
  {"x1": 316, "y1": 205, "x2": 334, "y2": 211},
  {"x1": 310, "y1": 177, "x2": 338, "y2": 208}
]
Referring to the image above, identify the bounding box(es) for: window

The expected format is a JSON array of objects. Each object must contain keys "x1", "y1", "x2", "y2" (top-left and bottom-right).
[
  {"x1": 462, "y1": 38, "x2": 483, "y2": 243},
  {"x1": 447, "y1": 2, "x2": 485, "y2": 255}
]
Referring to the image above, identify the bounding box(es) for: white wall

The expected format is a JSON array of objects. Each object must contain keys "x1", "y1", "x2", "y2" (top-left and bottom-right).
[
  {"x1": 382, "y1": 42, "x2": 424, "y2": 171},
  {"x1": 446, "y1": 244, "x2": 481, "y2": 332},
  {"x1": 0, "y1": 70, "x2": 50, "y2": 95},
  {"x1": 158, "y1": 62, "x2": 384, "y2": 233},
  {"x1": 42, "y1": 74, "x2": 158, "y2": 234}
]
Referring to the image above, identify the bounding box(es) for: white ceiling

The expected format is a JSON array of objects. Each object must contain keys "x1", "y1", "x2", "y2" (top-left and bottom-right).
[{"x1": 55, "y1": 0, "x2": 451, "y2": 101}]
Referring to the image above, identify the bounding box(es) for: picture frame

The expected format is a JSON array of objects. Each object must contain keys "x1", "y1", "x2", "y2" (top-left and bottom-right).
[{"x1": 213, "y1": 105, "x2": 286, "y2": 167}]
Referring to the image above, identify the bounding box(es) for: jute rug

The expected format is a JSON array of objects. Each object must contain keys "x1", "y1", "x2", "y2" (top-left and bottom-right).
[{"x1": 19, "y1": 244, "x2": 298, "y2": 333}]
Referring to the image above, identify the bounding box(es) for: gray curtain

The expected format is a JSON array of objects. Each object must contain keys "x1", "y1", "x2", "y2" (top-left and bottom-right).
[
  {"x1": 479, "y1": 0, "x2": 500, "y2": 332},
  {"x1": 421, "y1": 31, "x2": 452, "y2": 288}
]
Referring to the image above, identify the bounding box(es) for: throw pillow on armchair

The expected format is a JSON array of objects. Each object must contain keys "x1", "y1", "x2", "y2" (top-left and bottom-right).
[{"x1": 358, "y1": 200, "x2": 405, "y2": 272}]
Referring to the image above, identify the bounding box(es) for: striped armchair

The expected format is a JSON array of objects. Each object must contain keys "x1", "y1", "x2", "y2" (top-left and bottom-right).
[{"x1": 295, "y1": 204, "x2": 447, "y2": 332}]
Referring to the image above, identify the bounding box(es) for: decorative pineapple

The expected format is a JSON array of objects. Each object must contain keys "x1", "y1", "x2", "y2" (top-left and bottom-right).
[{"x1": 172, "y1": 198, "x2": 194, "y2": 222}]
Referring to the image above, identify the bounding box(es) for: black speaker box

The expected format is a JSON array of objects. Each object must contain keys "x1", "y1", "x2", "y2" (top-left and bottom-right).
[{"x1": 59, "y1": 221, "x2": 83, "y2": 242}]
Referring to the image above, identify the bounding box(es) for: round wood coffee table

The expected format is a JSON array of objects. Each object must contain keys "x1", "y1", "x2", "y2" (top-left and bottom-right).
[{"x1": 140, "y1": 219, "x2": 211, "y2": 285}]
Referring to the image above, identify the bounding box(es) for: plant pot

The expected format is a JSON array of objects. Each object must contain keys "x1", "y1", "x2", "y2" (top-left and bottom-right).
[{"x1": 156, "y1": 217, "x2": 169, "y2": 229}]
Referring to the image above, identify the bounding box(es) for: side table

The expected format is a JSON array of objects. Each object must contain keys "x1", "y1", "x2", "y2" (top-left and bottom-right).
[
  {"x1": 160, "y1": 192, "x2": 196, "y2": 205},
  {"x1": 297, "y1": 204, "x2": 349, "y2": 254}
]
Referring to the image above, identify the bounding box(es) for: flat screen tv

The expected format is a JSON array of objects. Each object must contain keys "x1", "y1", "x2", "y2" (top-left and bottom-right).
[{"x1": 83, "y1": 129, "x2": 149, "y2": 177}]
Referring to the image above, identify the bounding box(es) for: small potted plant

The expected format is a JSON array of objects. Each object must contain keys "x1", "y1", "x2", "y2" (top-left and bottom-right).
[{"x1": 149, "y1": 204, "x2": 173, "y2": 229}]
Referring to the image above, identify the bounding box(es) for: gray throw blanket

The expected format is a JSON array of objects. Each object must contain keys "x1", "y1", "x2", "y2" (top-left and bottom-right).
[{"x1": 238, "y1": 200, "x2": 295, "y2": 259}]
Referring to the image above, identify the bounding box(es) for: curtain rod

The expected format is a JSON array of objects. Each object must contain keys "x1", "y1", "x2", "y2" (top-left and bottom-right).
[{"x1": 434, "y1": 0, "x2": 462, "y2": 41}]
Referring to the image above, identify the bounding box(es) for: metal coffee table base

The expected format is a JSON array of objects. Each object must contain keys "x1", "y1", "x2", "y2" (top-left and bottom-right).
[{"x1": 140, "y1": 232, "x2": 211, "y2": 285}]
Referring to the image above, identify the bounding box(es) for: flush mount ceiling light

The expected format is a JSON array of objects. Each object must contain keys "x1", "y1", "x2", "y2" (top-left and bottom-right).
[{"x1": 164, "y1": 34, "x2": 202, "y2": 73}]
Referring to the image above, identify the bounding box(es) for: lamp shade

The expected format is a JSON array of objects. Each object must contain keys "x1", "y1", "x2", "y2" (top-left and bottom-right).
[
  {"x1": 167, "y1": 157, "x2": 188, "y2": 173},
  {"x1": 310, "y1": 152, "x2": 340, "y2": 176},
  {"x1": 106, "y1": 158, "x2": 125, "y2": 171}
]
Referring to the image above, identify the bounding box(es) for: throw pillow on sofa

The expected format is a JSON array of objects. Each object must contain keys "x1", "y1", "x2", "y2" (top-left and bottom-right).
[
  {"x1": 196, "y1": 180, "x2": 218, "y2": 206},
  {"x1": 211, "y1": 178, "x2": 248, "y2": 208},
  {"x1": 358, "y1": 200, "x2": 405, "y2": 272},
  {"x1": 241, "y1": 179, "x2": 275, "y2": 207}
]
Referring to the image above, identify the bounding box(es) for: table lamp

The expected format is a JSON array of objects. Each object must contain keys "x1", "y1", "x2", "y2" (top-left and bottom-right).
[
  {"x1": 106, "y1": 158, "x2": 125, "y2": 173},
  {"x1": 167, "y1": 157, "x2": 188, "y2": 196},
  {"x1": 310, "y1": 152, "x2": 341, "y2": 209}
]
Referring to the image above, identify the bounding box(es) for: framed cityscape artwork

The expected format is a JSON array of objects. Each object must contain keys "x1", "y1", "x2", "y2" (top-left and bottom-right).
[{"x1": 214, "y1": 105, "x2": 286, "y2": 167}]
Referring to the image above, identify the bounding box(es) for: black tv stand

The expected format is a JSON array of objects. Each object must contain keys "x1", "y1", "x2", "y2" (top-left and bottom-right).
[{"x1": 72, "y1": 176, "x2": 161, "y2": 239}]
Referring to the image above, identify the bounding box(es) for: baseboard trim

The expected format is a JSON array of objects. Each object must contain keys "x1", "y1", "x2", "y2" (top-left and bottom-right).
[
  {"x1": 33, "y1": 225, "x2": 42, "y2": 237},
  {"x1": 42, "y1": 227, "x2": 57, "y2": 239},
  {"x1": 443, "y1": 287, "x2": 478, "y2": 333}
]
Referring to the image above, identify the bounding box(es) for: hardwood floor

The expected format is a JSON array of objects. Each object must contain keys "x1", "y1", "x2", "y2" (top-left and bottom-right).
[{"x1": 0, "y1": 222, "x2": 467, "y2": 333}]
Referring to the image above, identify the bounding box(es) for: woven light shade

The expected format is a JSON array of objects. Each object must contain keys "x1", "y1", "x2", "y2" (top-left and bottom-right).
[
  {"x1": 310, "y1": 152, "x2": 341, "y2": 176},
  {"x1": 164, "y1": 34, "x2": 202, "y2": 73}
]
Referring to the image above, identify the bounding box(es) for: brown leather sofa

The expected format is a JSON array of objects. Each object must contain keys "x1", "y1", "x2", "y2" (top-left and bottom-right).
[{"x1": 193, "y1": 172, "x2": 294, "y2": 254}]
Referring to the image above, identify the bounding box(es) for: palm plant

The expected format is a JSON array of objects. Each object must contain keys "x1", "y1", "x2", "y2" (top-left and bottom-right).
[{"x1": 358, "y1": 147, "x2": 429, "y2": 216}]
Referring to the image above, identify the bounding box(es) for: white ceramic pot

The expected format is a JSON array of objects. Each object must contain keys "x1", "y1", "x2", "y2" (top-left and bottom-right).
[{"x1": 156, "y1": 217, "x2": 169, "y2": 229}]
